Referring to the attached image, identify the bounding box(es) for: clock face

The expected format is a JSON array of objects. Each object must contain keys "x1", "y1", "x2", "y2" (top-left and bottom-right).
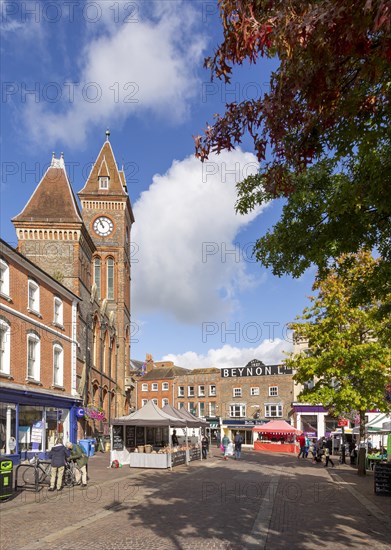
[{"x1": 93, "y1": 216, "x2": 114, "y2": 237}]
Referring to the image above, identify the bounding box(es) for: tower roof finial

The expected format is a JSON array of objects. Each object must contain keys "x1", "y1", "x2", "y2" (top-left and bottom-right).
[{"x1": 106, "y1": 128, "x2": 110, "y2": 141}]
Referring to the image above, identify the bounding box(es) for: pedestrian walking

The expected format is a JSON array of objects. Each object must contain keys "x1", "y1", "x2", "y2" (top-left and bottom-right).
[
  {"x1": 48, "y1": 436, "x2": 70, "y2": 491},
  {"x1": 297, "y1": 433, "x2": 306, "y2": 458},
  {"x1": 309, "y1": 439, "x2": 316, "y2": 463},
  {"x1": 222, "y1": 434, "x2": 230, "y2": 460},
  {"x1": 304, "y1": 435, "x2": 310, "y2": 458},
  {"x1": 234, "y1": 432, "x2": 243, "y2": 460},
  {"x1": 349, "y1": 442, "x2": 357, "y2": 466},
  {"x1": 324, "y1": 447, "x2": 335, "y2": 467},
  {"x1": 201, "y1": 435, "x2": 209, "y2": 459},
  {"x1": 66, "y1": 442, "x2": 88, "y2": 487}
]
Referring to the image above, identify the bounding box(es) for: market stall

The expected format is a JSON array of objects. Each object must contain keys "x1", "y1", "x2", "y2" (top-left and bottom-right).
[
  {"x1": 179, "y1": 406, "x2": 210, "y2": 461},
  {"x1": 110, "y1": 401, "x2": 186, "y2": 468},
  {"x1": 162, "y1": 405, "x2": 203, "y2": 462},
  {"x1": 253, "y1": 420, "x2": 302, "y2": 454}
]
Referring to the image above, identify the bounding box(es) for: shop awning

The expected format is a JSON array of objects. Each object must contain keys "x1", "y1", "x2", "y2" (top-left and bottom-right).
[
  {"x1": 252, "y1": 420, "x2": 302, "y2": 434},
  {"x1": 208, "y1": 421, "x2": 219, "y2": 428},
  {"x1": 352, "y1": 426, "x2": 382, "y2": 434}
]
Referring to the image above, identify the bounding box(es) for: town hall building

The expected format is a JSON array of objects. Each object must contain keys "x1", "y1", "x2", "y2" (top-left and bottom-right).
[{"x1": 0, "y1": 132, "x2": 134, "y2": 460}]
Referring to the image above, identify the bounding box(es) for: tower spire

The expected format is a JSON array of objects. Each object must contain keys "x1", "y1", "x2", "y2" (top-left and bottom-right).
[{"x1": 106, "y1": 128, "x2": 110, "y2": 142}]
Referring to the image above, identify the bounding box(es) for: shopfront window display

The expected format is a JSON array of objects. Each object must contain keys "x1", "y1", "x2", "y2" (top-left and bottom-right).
[
  {"x1": 0, "y1": 402, "x2": 16, "y2": 454},
  {"x1": 18, "y1": 405, "x2": 70, "y2": 453}
]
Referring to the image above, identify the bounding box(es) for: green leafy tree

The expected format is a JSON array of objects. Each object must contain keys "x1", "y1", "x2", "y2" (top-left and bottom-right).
[
  {"x1": 286, "y1": 251, "x2": 391, "y2": 475},
  {"x1": 195, "y1": 1, "x2": 391, "y2": 299}
]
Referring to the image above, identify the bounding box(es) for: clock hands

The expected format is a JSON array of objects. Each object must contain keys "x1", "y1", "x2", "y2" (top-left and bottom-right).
[{"x1": 94, "y1": 217, "x2": 112, "y2": 236}]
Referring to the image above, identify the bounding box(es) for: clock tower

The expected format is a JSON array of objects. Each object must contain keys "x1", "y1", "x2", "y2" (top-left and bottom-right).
[{"x1": 78, "y1": 131, "x2": 135, "y2": 417}]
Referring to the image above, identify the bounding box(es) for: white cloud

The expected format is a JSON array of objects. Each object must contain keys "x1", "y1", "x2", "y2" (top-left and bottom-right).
[
  {"x1": 22, "y1": 2, "x2": 206, "y2": 147},
  {"x1": 161, "y1": 339, "x2": 292, "y2": 369},
  {"x1": 132, "y1": 149, "x2": 267, "y2": 323}
]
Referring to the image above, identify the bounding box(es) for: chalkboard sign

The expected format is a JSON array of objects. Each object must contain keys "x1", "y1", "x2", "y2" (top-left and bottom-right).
[
  {"x1": 374, "y1": 463, "x2": 391, "y2": 495},
  {"x1": 171, "y1": 450, "x2": 186, "y2": 467},
  {"x1": 189, "y1": 448, "x2": 201, "y2": 461},
  {"x1": 136, "y1": 426, "x2": 145, "y2": 446},
  {"x1": 112, "y1": 425, "x2": 124, "y2": 450},
  {"x1": 126, "y1": 426, "x2": 136, "y2": 448}
]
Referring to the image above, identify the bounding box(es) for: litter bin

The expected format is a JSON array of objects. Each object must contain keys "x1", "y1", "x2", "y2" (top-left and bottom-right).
[
  {"x1": 0, "y1": 459, "x2": 13, "y2": 500},
  {"x1": 79, "y1": 439, "x2": 91, "y2": 456}
]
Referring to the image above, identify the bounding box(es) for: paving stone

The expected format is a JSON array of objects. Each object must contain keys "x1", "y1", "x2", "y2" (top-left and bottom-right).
[{"x1": 1, "y1": 451, "x2": 390, "y2": 550}]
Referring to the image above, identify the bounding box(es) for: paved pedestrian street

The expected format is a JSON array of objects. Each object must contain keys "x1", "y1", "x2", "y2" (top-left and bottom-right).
[{"x1": 1, "y1": 451, "x2": 390, "y2": 550}]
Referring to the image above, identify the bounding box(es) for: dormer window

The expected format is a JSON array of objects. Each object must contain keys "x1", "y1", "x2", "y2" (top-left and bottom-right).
[{"x1": 99, "y1": 176, "x2": 109, "y2": 189}]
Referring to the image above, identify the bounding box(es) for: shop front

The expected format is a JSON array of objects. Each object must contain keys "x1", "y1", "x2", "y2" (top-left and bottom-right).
[
  {"x1": 222, "y1": 419, "x2": 267, "y2": 445},
  {"x1": 0, "y1": 384, "x2": 81, "y2": 464},
  {"x1": 290, "y1": 404, "x2": 340, "y2": 438},
  {"x1": 205, "y1": 417, "x2": 220, "y2": 444}
]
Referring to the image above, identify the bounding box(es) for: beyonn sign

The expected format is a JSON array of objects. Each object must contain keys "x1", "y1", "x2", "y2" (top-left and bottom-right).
[{"x1": 221, "y1": 359, "x2": 293, "y2": 378}]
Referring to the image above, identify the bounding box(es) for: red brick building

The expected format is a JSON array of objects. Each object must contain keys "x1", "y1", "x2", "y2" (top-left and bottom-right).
[
  {"x1": 1, "y1": 133, "x2": 135, "y2": 459},
  {"x1": 0, "y1": 239, "x2": 80, "y2": 455},
  {"x1": 135, "y1": 357, "x2": 190, "y2": 410},
  {"x1": 219, "y1": 360, "x2": 294, "y2": 444}
]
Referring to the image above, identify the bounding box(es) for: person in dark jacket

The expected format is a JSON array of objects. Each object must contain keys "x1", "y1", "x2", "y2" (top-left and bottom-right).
[
  {"x1": 67, "y1": 442, "x2": 88, "y2": 487},
  {"x1": 171, "y1": 430, "x2": 179, "y2": 447},
  {"x1": 201, "y1": 435, "x2": 209, "y2": 459},
  {"x1": 48, "y1": 437, "x2": 70, "y2": 491},
  {"x1": 234, "y1": 432, "x2": 243, "y2": 460}
]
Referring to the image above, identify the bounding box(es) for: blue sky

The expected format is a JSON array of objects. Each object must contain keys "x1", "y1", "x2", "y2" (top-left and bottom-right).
[{"x1": 1, "y1": 0, "x2": 316, "y2": 368}]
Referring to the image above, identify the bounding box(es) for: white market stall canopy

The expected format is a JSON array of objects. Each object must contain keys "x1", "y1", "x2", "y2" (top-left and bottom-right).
[
  {"x1": 352, "y1": 413, "x2": 391, "y2": 434},
  {"x1": 162, "y1": 404, "x2": 194, "y2": 424},
  {"x1": 179, "y1": 406, "x2": 209, "y2": 428},
  {"x1": 112, "y1": 400, "x2": 186, "y2": 427}
]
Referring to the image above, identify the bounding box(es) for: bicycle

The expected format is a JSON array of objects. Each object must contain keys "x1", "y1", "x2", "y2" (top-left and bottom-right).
[
  {"x1": 17, "y1": 454, "x2": 52, "y2": 492},
  {"x1": 63, "y1": 460, "x2": 79, "y2": 488}
]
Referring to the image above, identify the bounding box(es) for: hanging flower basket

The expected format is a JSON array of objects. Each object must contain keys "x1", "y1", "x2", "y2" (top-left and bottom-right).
[{"x1": 84, "y1": 405, "x2": 107, "y2": 422}]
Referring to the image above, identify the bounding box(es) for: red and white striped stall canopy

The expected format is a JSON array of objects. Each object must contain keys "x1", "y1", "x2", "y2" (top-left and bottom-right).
[{"x1": 252, "y1": 420, "x2": 302, "y2": 434}]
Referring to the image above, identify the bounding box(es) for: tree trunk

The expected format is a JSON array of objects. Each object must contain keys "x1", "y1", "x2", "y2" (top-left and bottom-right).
[{"x1": 357, "y1": 410, "x2": 366, "y2": 476}]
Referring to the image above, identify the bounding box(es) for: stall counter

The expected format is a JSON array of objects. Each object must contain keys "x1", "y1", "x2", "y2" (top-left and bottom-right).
[
  {"x1": 254, "y1": 441, "x2": 298, "y2": 454},
  {"x1": 129, "y1": 453, "x2": 170, "y2": 469}
]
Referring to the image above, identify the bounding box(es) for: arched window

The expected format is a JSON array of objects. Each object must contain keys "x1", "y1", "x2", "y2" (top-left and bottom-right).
[
  {"x1": 93, "y1": 319, "x2": 99, "y2": 369},
  {"x1": 107, "y1": 258, "x2": 114, "y2": 300},
  {"x1": 0, "y1": 318, "x2": 11, "y2": 375},
  {"x1": 94, "y1": 258, "x2": 101, "y2": 299}
]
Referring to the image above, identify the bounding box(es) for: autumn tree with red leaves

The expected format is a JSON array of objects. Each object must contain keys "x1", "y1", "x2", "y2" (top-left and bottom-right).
[{"x1": 195, "y1": 1, "x2": 391, "y2": 298}]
